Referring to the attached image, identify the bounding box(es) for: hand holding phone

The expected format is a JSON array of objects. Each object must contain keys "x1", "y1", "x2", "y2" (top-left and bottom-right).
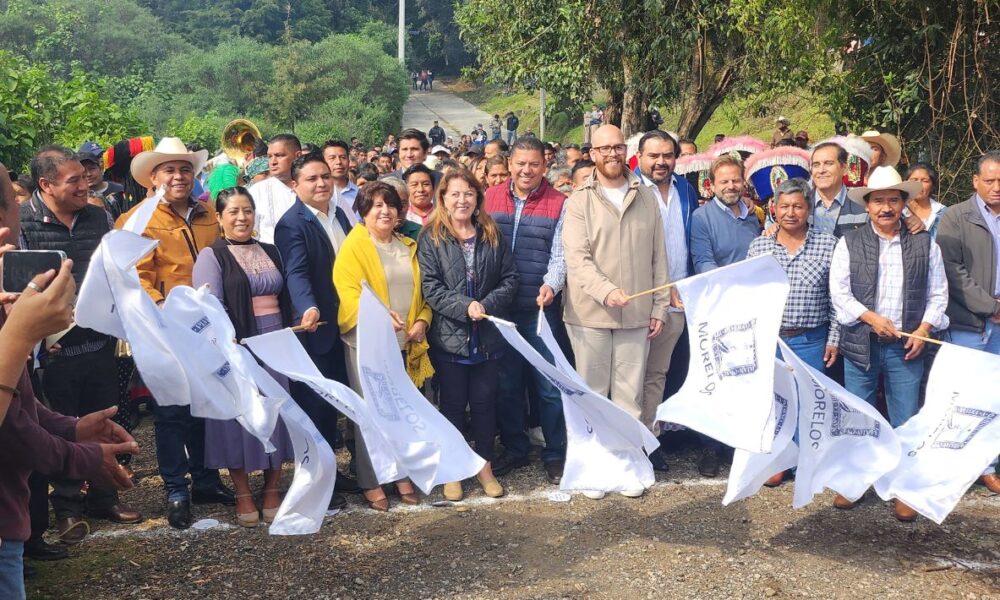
[
  {"x1": 1, "y1": 250, "x2": 67, "y2": 294},
  {"x1": 3, "y1": 259, "x2": 76, "y2": 346}
]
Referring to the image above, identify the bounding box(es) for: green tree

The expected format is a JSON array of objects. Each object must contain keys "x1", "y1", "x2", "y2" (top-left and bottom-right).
[{"x1": 0, "y1": 51, "x2": 147, "y2": 173}]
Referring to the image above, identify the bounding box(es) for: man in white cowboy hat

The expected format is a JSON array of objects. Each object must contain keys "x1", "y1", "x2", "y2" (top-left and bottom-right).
[
  {"x1": 860, "y1": 130, "x2": 902, "y2": 170},
  {"x1": 772, "y1": 116, "x2": 793, "y2": 147},
  {"x1": 117, "y1": 137, "x2": 236, "y2": 530},
  {"x1": 828, "y1": 165, "x2": 949, "y2": 521}
]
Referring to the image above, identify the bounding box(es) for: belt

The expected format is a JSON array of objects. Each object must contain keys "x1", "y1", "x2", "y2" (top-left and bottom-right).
[{"x1": 779, "y1": 328, "x2": 808, "y2": 338}]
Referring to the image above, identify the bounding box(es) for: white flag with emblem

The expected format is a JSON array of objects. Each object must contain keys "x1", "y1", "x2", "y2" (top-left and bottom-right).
[
  {"x1": 723, "y1": 358, "x2": 800, "y2": 505},
  {"x1": 779, "y1": 339, "x2": 901, "y2": 508},
  {"x1": 356, "y1": 286, "x2": 486, "y2": 492},
  {"x1": 488, "y1": 313, "x2": 659, "y2": 493},
  {"x1": 874, "y1": 343, "x2": 1000, "y2": 523},
  {"x1": 657, "y1": 255, "x2": 789, "y2": 452}
]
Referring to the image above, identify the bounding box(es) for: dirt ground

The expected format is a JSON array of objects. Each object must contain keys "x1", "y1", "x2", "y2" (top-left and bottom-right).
[{"x1": 26, "y1": 420, "x2": 1000, "y2": 600}]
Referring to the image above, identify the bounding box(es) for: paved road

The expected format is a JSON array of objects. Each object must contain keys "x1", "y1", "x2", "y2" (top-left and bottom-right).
[{"x1": 402, "y1": 89, "x2": 492, "y2": 141}]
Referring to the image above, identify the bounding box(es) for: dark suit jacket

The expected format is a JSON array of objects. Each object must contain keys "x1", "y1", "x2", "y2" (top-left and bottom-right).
[{"x1": 273, "y1": 199, "x2": 352, "y2": 356}]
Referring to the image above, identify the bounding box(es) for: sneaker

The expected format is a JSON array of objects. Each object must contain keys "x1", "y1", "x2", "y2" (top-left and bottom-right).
[
  {"x1": 528, "y1": 427, "x2": 546, "y2": 447},
  {"x1": 581, "y1": 490, "x2": 606, "y2": 500},
  {"x1": 619, "y1": 489, "x2": 645, "y2": 498}
]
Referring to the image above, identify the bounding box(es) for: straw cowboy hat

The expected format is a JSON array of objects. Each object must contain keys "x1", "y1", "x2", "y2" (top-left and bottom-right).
[
  {"x1": 847, "y1": 166, "x2": 922, "y2": 205},
  {"x1": 131, "y1": 137, "x2": 209, "y2": 189},
  {"x1": 860, "y1": 130, "x2": 901, "y2": 167}
]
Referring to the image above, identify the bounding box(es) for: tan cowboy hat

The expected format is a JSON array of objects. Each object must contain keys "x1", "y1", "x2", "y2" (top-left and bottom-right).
[
  {"x1": 847, "y1": 166, "x2": 922, "y2": 205},
  {"x1": 860, "y1": 130, "x2": 901, "y2": 167},
  {"x1": 130, "y1": 137, "x2": 209, "y2": 189}
]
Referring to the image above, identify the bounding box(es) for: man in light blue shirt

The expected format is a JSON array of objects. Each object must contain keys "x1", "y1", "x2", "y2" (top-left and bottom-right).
[{"x1": 322, "y1": 140, "x2": 360, "y2": 225}]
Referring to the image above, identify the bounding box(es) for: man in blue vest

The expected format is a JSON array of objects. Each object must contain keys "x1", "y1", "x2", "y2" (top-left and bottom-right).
[
  {"x1": 829, "y1": 166, "x2": 950, "y2": 521},
  {"x1": 485, "y1": 136, "x2": 568, "y2": 484},
  {"x1": 633, "y1": 130, "x2": 698, "y2": 471}
]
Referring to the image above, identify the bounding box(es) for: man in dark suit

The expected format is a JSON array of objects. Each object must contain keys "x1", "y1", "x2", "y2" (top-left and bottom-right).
[{"x1": 274, "y1": 153, "x2": 357, "y2": 507}]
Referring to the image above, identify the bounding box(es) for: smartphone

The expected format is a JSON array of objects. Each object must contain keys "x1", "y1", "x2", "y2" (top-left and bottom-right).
[{"x1": 1, "y1": 250, "x2": 67, "y2": 293}]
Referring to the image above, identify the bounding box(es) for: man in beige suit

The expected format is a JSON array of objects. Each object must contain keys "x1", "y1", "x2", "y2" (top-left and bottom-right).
[{"x1": 563, "y1": 125, "x2": 671, "y2": 468}]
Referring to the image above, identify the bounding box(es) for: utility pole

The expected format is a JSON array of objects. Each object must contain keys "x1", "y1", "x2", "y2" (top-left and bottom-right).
[
  {"x1": 539, "y1": 88, "x2": 546, "y2": 140},
  {"x1": 397, "y1": 1, "x2": 405, "y2": 66}
]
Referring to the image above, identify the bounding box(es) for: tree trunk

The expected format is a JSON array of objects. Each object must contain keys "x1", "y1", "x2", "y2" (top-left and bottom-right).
[
  {"x1": 674, "y1": 33, "x2": 739, "y2": 141},
  {"x1": 618, "y1": 56, "x2": 648, "y2": 138},
  {"x1": 605, "y1": 87, "x2": 624, "y2": 128}
]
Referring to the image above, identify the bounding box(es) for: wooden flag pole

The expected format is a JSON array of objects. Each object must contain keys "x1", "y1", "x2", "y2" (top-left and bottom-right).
[
  {"x1": 897, "y1": 331, "x2": 944, "y2": 346},
  {"x1": 624, "y1": 282, "x2": 675, "y2": 302}
]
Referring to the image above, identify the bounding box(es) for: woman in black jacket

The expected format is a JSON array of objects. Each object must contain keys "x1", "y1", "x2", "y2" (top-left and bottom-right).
[{"x1": 417, "y1": 170, "x2": 518, "y2": 501}]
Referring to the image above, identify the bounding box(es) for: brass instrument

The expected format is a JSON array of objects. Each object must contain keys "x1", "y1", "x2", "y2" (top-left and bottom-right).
[{"x1": 221, "y1": 119, "x2": 262, "y2": 167}]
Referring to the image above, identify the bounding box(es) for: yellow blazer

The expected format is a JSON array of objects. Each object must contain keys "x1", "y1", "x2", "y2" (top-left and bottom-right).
[{"x1": 333, "y1": 224, "x2": 434, "y2": 387}]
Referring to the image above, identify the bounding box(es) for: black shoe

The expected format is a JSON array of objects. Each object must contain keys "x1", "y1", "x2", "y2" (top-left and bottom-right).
[
  {"x1": 23, "y1": 536, "x2": 68, "y2": 561},
  {"x1": 698, "y1": 448, "x2": 720, "y2": 478},
  {"x1": 166, "y1": 500, "x2": 193, "y2": 530},
  {"x1": 328, "y1": 493, "x2": 347, "y2": 511},
  {"x1": 544, "y1": 460, "x2": 564, "y2": 485},
  {"x1": 649, "y1": 449, "x2": 670, "y2": 473},
  {"x1": 334, "y1": 472, "x2": 361, "y2": 494},
  {"x1": 192, "y1": 484, "x2": 236, "y2": 506},
  {"x1": 492, "y1": 453, "x2": 530, "y2": 477}
]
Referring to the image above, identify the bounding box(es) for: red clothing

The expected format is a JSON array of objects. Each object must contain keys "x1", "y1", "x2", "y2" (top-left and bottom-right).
[{"x1": 0, "y1": 312, "x2": 102, "y2": 541}]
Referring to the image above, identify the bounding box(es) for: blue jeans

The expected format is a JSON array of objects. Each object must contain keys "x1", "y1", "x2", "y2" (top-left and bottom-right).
[
  {"x1": 947, "y1": 323, "x2": 1000, "y2": 475},
  {"x1": 844, "y1": 340, "x2": 923, "y2": 427},
  {"x1": 496, "y1": 308, "x2": 567, "y2": 464},
  {"x1": 778, "y1": 324, "x2": 828, "y2": 372},
  {"x1": 0, "y1": 539, "x2": 24, "y2": 600},
  {"x1": 151, "y1": 400, "x2": 221, "y2": 502},
  {"x1": 506, "y1": 130, "x2": 516, "y2": 145}
]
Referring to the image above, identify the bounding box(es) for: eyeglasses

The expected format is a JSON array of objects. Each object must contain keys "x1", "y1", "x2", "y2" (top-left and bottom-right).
[{"x1": 592, "y1": 144, "x2": 628, "y2": 157}]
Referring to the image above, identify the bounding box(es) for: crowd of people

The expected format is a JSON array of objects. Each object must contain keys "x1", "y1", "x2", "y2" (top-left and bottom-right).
[{"x1": 1, "y1": 114, "x2": 999, "y2": 599}]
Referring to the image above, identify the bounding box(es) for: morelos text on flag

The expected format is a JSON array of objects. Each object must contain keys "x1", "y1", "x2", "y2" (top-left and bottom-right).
[
  {"x1": 657, "y1": 255, "x2": 790, "y2": 452},
  {"x1": 723, "y1": 358, "x2": 799, "y2": 505},
  {"x1": 874, "y1": 343, "x2": 1000, "y2": 523},
  {"x1": 356, "y1": 285, "x2": 485, "y2": 493},
  {"x1": 779, "y1": 339, "x2": 901, "y2": 508},
  {"x1": 489, "y1": 313, "x2": 659, "y2": 493}
]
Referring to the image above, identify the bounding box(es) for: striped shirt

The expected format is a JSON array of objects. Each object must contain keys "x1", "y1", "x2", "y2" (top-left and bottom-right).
[{"x1": 747, "y1": 229, "x2": 840, "y2": 346}]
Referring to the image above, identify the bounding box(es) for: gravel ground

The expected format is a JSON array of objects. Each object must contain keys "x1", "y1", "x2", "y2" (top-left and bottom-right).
[{"x1": 26, "y1": 418, "x2": 1000, "y2": 600}]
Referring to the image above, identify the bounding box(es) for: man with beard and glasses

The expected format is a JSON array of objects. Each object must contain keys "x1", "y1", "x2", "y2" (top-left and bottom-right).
[
  {"x1": 634, "y1": 131, "x2": 700, "y2": 471},
  {"x1": 688, "y1": 153, "x2": 762, "y2": 477},
  {"x1": 562, "y1": 125, "x2": 670, "y2": 499},
  {"x1": 829, "y1": 166, "x2": 949, "y2": 521}
]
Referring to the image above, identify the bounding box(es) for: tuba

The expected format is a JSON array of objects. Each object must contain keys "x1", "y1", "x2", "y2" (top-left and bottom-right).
[{"x1": 221, "y1": 119, "x2": 262, "y2": 167}]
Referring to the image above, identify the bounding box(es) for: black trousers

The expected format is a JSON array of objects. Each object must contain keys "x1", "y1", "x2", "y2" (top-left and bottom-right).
[
  {"x1": 432, "y1": 357, "x2": 499, "y2": 463},
  {"x1": 42, "y1": 343, "x2": 119, "y2": 518},
  {"x1": 290, "y1": 345, "x2": 348, "y2": 451}
]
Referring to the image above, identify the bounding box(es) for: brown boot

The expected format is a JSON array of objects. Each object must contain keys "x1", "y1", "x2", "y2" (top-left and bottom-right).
[
  {"x1": 979, "y1": 473, "x2": 1000, "y2": 493},
  {"x1": 893, "y1": 500, "x2": 918, "y2": 522},
  {"x1": 832, "y1": 494, "x2": 858, "y2": 510},
  {"x1": 56, "y1": 517, "x2": 89, "y2": 544}
]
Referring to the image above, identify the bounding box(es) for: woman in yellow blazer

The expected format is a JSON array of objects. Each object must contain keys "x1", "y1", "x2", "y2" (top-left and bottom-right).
[{"x1": 333, "y1": 181, "x2": 432, "y2": 511}]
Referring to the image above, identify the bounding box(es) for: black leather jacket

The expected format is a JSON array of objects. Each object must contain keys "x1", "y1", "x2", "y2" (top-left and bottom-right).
[{"x1": 416, "y1": 225, "x2": 518, "y2": 358}]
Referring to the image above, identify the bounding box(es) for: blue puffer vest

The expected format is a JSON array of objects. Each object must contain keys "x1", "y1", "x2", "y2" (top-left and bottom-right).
[
  {"x1": 839, "y1": 224, "x2": 930, "y2": 370},
  {"x1": 485, "y1": 178, "x2": 566, "y2": 311}
]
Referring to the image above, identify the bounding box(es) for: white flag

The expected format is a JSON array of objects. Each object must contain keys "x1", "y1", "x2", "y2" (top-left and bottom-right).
[
  {"x1": 356, "y1": 286, "x2": 486, "y2": 492},
  {"x1": 488, "y1": 313, "x2": 659, "y2": 493},
  {"x1": 236, "y1": 357, "x2": 336, "y2": 535},
  {"x1": 874, "y1": 343, "x2": 1000, "y2": 523},
  {"x1": 657, "y1": 255, "x2": 789, "y2": 452},
  {"x1": 780, "y1": 339, "x2": 901, "y2": 508},
  {"x1": 723, "y1": 358, "x2": 800, "y2": 505},
  {"x1": 242, "y1": 327, "x2": 404, "y2": 480},
  {"x1": 121, "y1": 186, "x2": 164, "y2": 234},
  {"x1": 164, "y1": 285, "x2": 284, "y2": 450}
]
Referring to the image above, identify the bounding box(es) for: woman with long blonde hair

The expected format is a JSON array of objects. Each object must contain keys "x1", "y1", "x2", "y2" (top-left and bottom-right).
[{"x1": 416, "y1": 170, "x2": 519, "y2": 501}]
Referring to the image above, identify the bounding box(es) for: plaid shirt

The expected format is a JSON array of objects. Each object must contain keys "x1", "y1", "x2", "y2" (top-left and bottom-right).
[{"x1": 747, "y1": 229, "x2": 840, "y2": 346}]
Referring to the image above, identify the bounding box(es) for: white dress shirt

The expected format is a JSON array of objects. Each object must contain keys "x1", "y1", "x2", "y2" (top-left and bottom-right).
[
  {"x1": 639, "y1": 174, "x2": 688, "y2": 312},
  {"x1": 249, "y1": 177, "x2": 297, "y2": 244},
  {"x1": 305, "y1": 204, "x2": 348, "y2": 254},
  {"x1": 829, "y1": 223, "x2": 949, "y2": 331}
]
